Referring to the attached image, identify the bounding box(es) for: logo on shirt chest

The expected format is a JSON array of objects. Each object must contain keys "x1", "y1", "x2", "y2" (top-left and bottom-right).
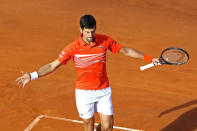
[{"x1": 99, "y1": 46, "x2": 103, "y2": 49}]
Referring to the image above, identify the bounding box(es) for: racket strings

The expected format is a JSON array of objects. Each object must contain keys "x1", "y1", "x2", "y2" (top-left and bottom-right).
[{"x1": 161, "y1": 49, "x2": 188, "y2": 64}]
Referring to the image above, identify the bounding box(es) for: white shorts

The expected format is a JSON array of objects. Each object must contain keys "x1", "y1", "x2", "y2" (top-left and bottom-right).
[{"x1": 75, "y1": 86, "x2": 113, "y2": 119}]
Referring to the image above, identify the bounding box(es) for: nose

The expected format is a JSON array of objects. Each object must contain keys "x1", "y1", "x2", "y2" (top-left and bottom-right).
[{"x1": 89, "y1": 32, "x2": 94, "y2": 37}]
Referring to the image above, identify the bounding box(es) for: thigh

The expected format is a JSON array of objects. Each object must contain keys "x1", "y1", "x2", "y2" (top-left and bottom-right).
[
  {"x1": 95, "y1": 89, "x2": 113, "y2": 116},
  {"x1": 75, "y1": 87, "x2": 113, "y2": 119},
  {"x1": 75, "y1": 90, "x2": 97, "y2": 119}
]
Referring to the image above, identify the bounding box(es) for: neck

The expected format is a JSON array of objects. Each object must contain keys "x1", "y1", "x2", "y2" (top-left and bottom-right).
[
  {"x1": 83, "y1": 38, "x2": 90, "y2": 44},
  {"x1": 82, "y1": 37, "x2": 95, "y2": 44}
]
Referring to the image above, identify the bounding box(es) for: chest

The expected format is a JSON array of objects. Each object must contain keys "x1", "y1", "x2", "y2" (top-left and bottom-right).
[
  {"x1": 73, "y1": 44, "x2": 107, "y2": 67},
  {"x1": 76, "y1": 43, "x2": 108, "y2": 55}
]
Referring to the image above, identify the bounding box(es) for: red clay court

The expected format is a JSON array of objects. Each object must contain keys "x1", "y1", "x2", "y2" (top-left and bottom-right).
[{"x1": 0, "y1": 0, "x2": 197, "y2": 131}]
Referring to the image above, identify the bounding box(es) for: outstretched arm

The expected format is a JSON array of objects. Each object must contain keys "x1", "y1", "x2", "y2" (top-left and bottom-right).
[
  {"x1": 119, "y1": 46, "x2": 160, "y2": 63},
  {"x1": 16, "y1": 60, "x2": 61, "y2": 88},
  {"x1": 119, "y1": 46, "x2": 144, "y2": 59}
]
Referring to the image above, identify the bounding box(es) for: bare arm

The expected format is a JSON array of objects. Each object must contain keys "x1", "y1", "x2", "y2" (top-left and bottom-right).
[
  {"x1": 119, "y1": 46, "x2": 144, "y2": 59},
  {"x1": 37, "y1": 60, "x2": 61, "y2": 77},
  {"x1": 119, "y1": 46, "x2": 161, "y2": 64},
  {"x1": 16, "y1": 60, "x2": 62, "y2": 88}
]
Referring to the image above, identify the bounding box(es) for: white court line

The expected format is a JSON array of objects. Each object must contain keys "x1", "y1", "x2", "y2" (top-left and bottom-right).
[
  {"x1": 24, "y1": 115, "x2": 45, "y2": 131},
  {"x1": 24, "y1": 115, "x2": 144, "y2": 131}
]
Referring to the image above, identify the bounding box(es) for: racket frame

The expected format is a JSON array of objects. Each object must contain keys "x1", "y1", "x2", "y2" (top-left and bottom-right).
[
  {"x1": 140, "y1": 47, "x2": 189, "y2": 71},
  {"x1": 160, "y1": 47, "x2": 189, "y2": 65}
]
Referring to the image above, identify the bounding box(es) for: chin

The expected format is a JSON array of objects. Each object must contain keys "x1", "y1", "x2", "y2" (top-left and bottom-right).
[{"x1": 88, "y1": 38, "x2": 94, "y2": 42}]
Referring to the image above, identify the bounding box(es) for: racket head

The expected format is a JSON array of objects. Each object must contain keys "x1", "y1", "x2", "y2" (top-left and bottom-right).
[{"x1": 160, "y1": 47, "x2": 189, "y2": 65}]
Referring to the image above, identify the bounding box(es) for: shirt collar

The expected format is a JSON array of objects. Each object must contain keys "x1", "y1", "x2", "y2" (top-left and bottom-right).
[{"x1": 79, "y1": 34, "x2": 97, "y2": 47}]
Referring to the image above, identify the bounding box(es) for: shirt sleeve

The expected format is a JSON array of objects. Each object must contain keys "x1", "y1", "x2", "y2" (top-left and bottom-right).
[
  {"x1": 108, "y1": 37, "x2": 122, "y2": 54},
  {"x1": 57, "y1": 43, "x2": 74, "y2": 65}
]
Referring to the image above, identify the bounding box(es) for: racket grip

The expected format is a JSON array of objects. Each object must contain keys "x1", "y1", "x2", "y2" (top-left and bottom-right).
[{"x1": 140, "y1": 62, "x2": 155, "y2": 71}]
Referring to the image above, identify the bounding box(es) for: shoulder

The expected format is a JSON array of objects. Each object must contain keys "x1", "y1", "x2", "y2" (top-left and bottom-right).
[
  {"x1": 96, "y1": 34, "x2": 110, "y2": 39},
  {"x1": 62, "y1": 40, "x2": 80, "y2": 52},
  {"x1": 95, "y1": 34, "x2": 114, "y2": 42}
]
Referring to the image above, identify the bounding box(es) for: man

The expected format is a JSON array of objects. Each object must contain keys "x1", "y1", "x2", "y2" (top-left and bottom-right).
[{"x1": 16, "y1": 14, "x2": 160, "y2": 131}]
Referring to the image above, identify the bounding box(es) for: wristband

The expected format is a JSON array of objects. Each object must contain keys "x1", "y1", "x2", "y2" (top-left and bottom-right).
[
  {"x1": 144, "y1": 55, "x2": 153, "y2": 62},
  {"x1": 30, "y1": 72, "x2": 39, "y2": 80}
]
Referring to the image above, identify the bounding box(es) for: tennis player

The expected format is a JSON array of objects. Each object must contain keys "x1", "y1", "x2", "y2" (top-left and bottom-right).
[{"x1": 16, "y1": 14, "x2": 160, "y2": 131}]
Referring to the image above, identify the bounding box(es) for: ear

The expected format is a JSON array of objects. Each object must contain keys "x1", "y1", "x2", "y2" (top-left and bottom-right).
[{"x1": 80, "y1": 28, "x2": 83, "y2": 33}]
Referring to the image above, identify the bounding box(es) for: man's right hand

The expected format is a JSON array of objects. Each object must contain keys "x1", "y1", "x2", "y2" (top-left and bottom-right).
[{"x1": 16, "y1": 71, "x2": 31, "y2": 88}]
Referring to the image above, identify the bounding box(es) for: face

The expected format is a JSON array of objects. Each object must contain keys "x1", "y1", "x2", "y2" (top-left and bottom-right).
[{"x1": 80, "y1": 27, "x2": 96, "y2": 43}]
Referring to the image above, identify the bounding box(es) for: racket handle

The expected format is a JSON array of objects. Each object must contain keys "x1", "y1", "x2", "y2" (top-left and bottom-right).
[{"x1": 140, "y1": 62, "x2": 155, "y2": 71}]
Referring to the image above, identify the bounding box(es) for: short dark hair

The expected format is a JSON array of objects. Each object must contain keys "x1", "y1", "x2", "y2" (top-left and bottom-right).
[{"x1": 80, "y1": 14, "x2": 96, "y2": 30}]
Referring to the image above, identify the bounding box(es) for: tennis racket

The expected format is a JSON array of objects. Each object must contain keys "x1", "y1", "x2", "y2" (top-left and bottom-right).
[{"x1": 140, "y1": 47, "x2": 189, "y2": 71}]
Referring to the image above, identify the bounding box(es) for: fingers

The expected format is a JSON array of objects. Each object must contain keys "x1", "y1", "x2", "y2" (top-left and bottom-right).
[
  {"x1": 152, "y1": 58, "x2": 162, "y2": 65},
  {"x1": 19, "y1": 80, "x2": 28, "y2": 88},
  {"x1": 21, "y1": 81, "x2": 27, "y2": 88},
  {"x1": 16, "y1": 71, "x2": 26, "y2": 83},
  {"x1": 16, "y1": 71, "x2": 30, "y2": 88},
  {"x1": 16, "y1": 76, "x2": 22, "y2": 82},
  {"x1": 16, "y1": 77, "x2": 26, "y2": 88}
]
